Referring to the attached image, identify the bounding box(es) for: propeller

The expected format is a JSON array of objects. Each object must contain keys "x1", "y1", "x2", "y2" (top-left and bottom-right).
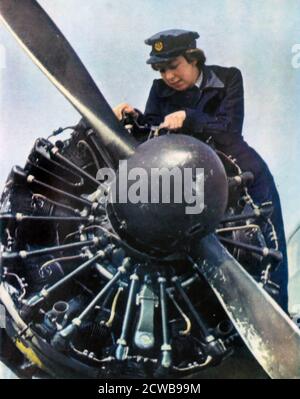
[
  {"x1": 0, "y1": 0, "x2": 137, "y2": 169},
  {"x1": 1, "y1": 0, "x2": 300, "y2": 379},
  {"x1": 192, "y1": 234, "x2": 300, "y2": 379}
]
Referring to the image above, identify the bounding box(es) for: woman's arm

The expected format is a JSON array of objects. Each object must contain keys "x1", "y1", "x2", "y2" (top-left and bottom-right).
[{"x1": 183, "y1": 67, "x2": 244, "y2": 145}]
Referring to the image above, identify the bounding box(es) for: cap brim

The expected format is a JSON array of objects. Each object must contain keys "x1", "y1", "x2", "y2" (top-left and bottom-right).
[{"x1": 146, "y1": 54, "x2": 177, "y2": 64}]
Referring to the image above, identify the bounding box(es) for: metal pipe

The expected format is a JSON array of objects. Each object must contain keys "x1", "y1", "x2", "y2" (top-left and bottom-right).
[
  {"x1": 2, "y1": 237, "x2": 100, "y2": 261},
  {"x1": 105, "y1": 287, "x2": 123, "y2": 328},
  {"x1": 172, "y1": 276, "x2": 210, "y2": 341},
  {"x1": 77, "y1": 259, "x2": 130, "y2": 321},
  {"x1": 220, "y1": 204, "x2": 273, "y2": 224},
  {"x1": 51, "y1": 146, "x2": 100, "y2": 187},
  {"x1": 52, "y1": 258, "x2": 131, "y2": 350},
  {"x1": 167, "y1": 291, "x2": 191, "y2": 336},
  {"x1": 220, "y1": 212, "x2": 260, "y2": 223},
  {"x1": 0, "y1": 213, "x2": 104, "y2": 223},
  {"x1": 158, "y1": 276, "x2": 172, "y2": 368},
  {"x1": 31, "y1": 193, "x2": 81, "y2": 216},
  {"x1": 218, "y1": 236, "x2": 283, "y2": 262},
  {"x1": 115, "y1": 271, "x2": 139, "y2": 360},
  {"x1": 25, "y1": 250, "x2": 104, "y2": 307},
  {"x1": 26, "y1": 174, "x2": 93, "y2": 208}
]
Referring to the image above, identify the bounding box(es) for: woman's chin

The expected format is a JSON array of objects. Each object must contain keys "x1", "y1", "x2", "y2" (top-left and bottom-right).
[{"x1": 171, "y1": 81, "x2": 188, "y2": 91}]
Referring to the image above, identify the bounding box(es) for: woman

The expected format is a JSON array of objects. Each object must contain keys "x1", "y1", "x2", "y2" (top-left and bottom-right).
[{"x1": 113, "y1": 29, "x2": 288, "y2": 312}]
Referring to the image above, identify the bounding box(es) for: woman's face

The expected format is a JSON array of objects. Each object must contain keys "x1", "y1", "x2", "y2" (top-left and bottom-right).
[{"x1": 157, "y1": 56, "x2": 200, "y2": 91}]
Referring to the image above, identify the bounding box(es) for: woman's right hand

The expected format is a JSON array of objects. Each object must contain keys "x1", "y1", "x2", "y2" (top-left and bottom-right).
[{"x1": 113, "y1": 103, "x2": 138, "y2": 121}]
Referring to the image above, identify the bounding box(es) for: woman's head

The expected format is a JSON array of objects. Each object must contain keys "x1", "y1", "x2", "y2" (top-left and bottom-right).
[
  {"x1": 152, "y1": 54, "x2": 201, "y2": 91},
  {"x1": 145, "y1": 29, "x2": 206, "y2": 91}
]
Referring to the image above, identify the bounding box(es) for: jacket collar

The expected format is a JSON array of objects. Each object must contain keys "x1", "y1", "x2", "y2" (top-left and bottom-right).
[
  {"x1": 156, "y1": 65, "x2": 224, "y2": 97},
  {"x1": 202, "y1": 65, "x2": 225, "y2": 89}
]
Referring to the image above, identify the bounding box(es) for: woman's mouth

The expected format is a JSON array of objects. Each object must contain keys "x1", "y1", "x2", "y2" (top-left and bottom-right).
[
  {"x1": 171, "y1": 80, "x2": 183, "y2": 88},
  {"x1": 165, "y1": 79, "x2": 186, "y2": 90}
]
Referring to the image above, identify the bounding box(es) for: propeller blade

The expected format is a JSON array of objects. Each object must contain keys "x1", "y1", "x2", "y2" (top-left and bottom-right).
[
  {"x1": 191, "y1": 234, "x2": 300, "y2": 379},
  {"x1": 0, "y1": 0, "x2": 137, "y2": 169}
]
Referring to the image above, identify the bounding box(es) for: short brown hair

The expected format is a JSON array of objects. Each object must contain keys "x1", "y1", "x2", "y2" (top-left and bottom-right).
[
  {"x1": 151, "y1": 48, "x2": 206, "y2": 72},
  {"x1": 183, "y1": 48, "x2": 206, "y2": 70}
]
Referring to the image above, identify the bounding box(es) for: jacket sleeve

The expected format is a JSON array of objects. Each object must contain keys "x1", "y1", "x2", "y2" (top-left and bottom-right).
[
  {"x1": 138, "y1": 81, "x2": 164, "y2": 127},
  {"x1": 128, "y1": 81, "x2": 163, "y2": 141},
  {"x1": 182, "y1": 68, "x2": 244, "y2": 146}
]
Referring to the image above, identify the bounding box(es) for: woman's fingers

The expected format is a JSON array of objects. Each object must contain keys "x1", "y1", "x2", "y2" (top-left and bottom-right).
[
  {"x1": 160, "y1": 110, "x2": 186, "y2": 130},
  {"x1": 113, "y1": 103, "x2": 137, "y2": 120}
]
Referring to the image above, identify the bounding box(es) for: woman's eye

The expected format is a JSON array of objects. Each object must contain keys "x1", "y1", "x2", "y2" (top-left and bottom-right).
[{"x1": 159, "y1": 63, "x2": 178, "y2": 73}]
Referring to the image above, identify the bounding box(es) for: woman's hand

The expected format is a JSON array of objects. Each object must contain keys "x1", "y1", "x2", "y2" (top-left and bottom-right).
[
  {"x1": 113, "y1": 103, "x2": 138, "y2": 121},
  {"x1": 159, "y1": 110, "x2": 186, "y2": 130}
]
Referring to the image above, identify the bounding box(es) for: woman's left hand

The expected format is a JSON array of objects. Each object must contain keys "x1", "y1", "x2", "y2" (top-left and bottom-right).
[{"x1": 159, "y1": 110, "x2": 186, "y2": 130}]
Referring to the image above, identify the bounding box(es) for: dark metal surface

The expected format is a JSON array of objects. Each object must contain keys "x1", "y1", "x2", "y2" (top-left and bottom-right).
[{"x1": 108, "y1": 134, "x2": 228, "y2": 255}]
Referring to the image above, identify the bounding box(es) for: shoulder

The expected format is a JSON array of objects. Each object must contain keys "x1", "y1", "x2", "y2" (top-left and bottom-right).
[
  {"x1": 202, "y1": 65, "x2": 243, "y2": 91},
  {"x1": 207, "y1": 64, "x2": 243, "y2": 81}
]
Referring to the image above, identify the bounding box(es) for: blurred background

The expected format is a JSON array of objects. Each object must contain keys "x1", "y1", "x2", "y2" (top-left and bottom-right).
[{"x1": 0, "y1": 1, "x2": 300, "y2": 377}]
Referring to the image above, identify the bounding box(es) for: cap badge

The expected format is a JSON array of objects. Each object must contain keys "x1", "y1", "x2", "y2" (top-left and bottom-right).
[{"x1": 154, "y1": 41, "x2": 163, "y2": 52}]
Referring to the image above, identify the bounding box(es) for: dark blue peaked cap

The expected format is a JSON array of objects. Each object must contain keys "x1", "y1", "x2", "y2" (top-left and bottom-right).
[{"x1": 145, "y1": 29, "x2": 199, "y2": 64}]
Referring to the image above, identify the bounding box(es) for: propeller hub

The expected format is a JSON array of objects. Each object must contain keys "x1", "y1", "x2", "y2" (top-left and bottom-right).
[{"x1": 107, "y1": 134, "x2": 228, "y2": 256}]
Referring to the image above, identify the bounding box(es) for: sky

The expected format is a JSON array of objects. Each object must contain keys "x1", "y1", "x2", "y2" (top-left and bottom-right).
[{"x1": 0, "y1": 0, "x2": 300, "y2": 239}]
